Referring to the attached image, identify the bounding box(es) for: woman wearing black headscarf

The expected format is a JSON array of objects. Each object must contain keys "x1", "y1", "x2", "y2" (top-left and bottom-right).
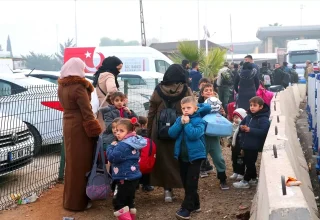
[
  {"x1": 147, "y1": 64, "x2": 193, "y2": 202},
  {"x1": 95, "y1": 56, "x2": 123, "y2": 131},
  {"x1": 234, "y1": 62, "x2": 260, "y2": 110}
]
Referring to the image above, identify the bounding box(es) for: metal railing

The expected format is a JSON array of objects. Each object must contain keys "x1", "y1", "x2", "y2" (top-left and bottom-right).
[{"x1": 0, "y1": 77, "x2": 162, "y2": 209}]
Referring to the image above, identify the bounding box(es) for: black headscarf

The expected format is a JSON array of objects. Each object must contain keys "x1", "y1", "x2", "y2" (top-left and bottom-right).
[
  {"x1": 95, "y1": 56, "x2": 123, "y2": 88},
  {"x1": 161, "y1": 64, "x2": 187, "y2": 85}
]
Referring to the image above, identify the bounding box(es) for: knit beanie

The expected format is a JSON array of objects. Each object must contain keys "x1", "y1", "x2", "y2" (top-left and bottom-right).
[{"x1": 233, "y1": 108, "x2": 247, "y2": 120}]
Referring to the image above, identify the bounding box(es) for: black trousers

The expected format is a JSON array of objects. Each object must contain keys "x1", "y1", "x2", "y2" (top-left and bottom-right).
[
  {"x1": 243, "y1": 149, "x2": 259, "y2": 182},
  {"x1": 139, "y1": 174, "x2": 150, "y2": 185},
  {"x1": 179, "y1": 159, "x2": 202, "y2": 211},
  {"x1": 231, "y1": 146, "x2": 245, "y2": 175},
  {"x1": 113, "y1": 179, "x2": 139, "y2": 210}
]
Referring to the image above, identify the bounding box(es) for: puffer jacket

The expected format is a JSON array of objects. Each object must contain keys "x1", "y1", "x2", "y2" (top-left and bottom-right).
[
  {"x1": 168, "y1": 104, "x2": 211, "y2": 162},
  {"x1": 107, "y1": 134, "x2": 147, "y2": 180},
  {"x1": 239, "y1": 104, "x2": 270, "y2": 151},
  {"x1": 100, "y1": 105, "x2": 137, "y2": 145}
]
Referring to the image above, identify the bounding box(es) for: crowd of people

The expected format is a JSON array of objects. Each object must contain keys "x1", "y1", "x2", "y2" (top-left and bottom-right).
[{"x1": 57, "y1": 54, "x2": 278, "y2": 220}]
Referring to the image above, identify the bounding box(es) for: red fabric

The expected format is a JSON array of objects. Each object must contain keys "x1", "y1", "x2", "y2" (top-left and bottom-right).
[
  {"x1": 139, "y1": 138, "x2": 157, "y2": 174},
  {"x1": 118, "y1": 108, "x2": 125, "y2": 117},
  {"x1": 227, "y1": 102, "x2": 236, "y2": 121}
]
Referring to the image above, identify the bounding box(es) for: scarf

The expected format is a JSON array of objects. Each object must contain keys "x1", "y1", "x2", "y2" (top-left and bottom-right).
[{"x1": 95, "y1": 56, "x2": 123, "y2": 88}]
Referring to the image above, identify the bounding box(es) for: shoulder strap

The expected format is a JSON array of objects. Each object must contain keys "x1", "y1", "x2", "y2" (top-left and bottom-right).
[
  {"x1": 148, "y1": 138, "x2": 153, "y2": 157},
  {"x1": 97, "y1": 83, "x2": 107, "y2": 96}
]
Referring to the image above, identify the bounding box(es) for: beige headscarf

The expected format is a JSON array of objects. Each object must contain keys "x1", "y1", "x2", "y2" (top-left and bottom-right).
[{"x1": 60, "y1": 57, "x2": 85, "y2": 79}]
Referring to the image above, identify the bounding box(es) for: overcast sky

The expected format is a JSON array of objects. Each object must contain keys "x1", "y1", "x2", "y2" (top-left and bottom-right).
[{"x1": 0, "y1": 0, "x2": 318, "y2": 56}]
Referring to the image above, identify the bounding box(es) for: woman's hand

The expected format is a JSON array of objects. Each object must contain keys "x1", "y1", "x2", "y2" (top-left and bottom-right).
[{"x1": 220, "y1": 107, "x2": 226, "y2": 116}]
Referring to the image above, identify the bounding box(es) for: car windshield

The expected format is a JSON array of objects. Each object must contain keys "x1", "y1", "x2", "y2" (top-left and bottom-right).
[{"x1": 289, "y1": 51, "x2": 317, "y2": 64}]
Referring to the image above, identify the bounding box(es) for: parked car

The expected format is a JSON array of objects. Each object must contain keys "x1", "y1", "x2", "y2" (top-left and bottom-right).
[
  {"x1": 0, "y1": 112, "x2": 34, "y2": 176},
  {"x1": 0, "y1": 73, "x2": 62, "y2": 155}
]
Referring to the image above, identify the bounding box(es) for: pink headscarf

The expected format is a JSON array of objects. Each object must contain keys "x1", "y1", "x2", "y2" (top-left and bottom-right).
[{"x1": 60, "y1": 57, "x2": 85, "y2": 79}]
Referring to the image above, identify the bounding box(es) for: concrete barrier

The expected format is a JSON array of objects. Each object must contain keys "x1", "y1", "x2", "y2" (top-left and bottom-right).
[{"x1": 250, "y1": 84, "x2": 319, "y2": 220}]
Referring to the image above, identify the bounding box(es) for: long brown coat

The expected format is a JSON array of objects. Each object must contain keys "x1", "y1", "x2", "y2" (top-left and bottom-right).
[
  {"x1": 58, "y1": 76, "x2": 102, "y2": 211},
  {"x1": 147, "y1": 83, "x2": 192, "y2": 188}
]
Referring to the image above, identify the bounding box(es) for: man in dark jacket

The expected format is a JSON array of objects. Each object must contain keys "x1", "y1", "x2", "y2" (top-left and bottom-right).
[
  {"x1": 233, "y1": 96, "x2": 270, "y2": 189},
  {"x1": 260, "y1": 62, "x2": 273, "y2": 89},
  {"x1": 272, "y1": 63, "x2": 289, "y2": 89},
  {"x1": 182, "y1": 60, "x2": 191, "y2": 86},
  {"x1": 189, "y1": 62, "x2": 202, "y2": 92}
]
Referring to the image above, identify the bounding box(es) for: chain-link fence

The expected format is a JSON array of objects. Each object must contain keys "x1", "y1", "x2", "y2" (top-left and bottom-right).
[{"x1": 0, "y1": 76, "x2": 161, "y2": 209}]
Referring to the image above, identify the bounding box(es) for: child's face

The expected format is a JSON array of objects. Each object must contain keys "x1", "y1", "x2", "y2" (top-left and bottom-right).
[
  {"x1": 112, "y1": 96, "x2": 125, "y2": 109},
  {"x1": 181, "y1": 102, "x2": 198, "y2": 116},
  {"x1": 112, "y1": 122, "x2": 117, "y2": 135},
  {"x1": 250, "y1": 102, "x2": 263, "y2": 114},
  {"x1": 233, "y1": 115, "x2": 241, "y2": 124},
  {"x1": 202, "y1": 86, "x2": 214, "y2": 99},
  {"x1": 115, "y1": 124, "x2": 129, "y2": 141}
]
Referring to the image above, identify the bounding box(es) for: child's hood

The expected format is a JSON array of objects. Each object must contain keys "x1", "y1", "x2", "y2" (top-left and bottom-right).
[
  {"x1": 122, "y1": 135, "x2": 147, "y2": 150},
  {"x1": 247, "y1": 103, "x2": 270, "y2": 118}
]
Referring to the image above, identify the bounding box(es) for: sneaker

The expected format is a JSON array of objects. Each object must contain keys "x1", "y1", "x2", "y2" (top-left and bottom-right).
[
  {"x1": 229, "y1": 173, "x2": 238, "y2": 180},
  {"x1": 249, "y1": 178, "x2": 258, "y2": 186},
  {"x1": 164, "y1": 190, "x2": 173, "y2": 203},
  {"x1": 175, "y1": 208, "x2": 190, "y2": 220},
  {"x1": 236, "y1": 175, "x2": 244, "y2": 181},
  {"x1": 233, "y1": 180, "x2": 250, "y2": 189},
  {"x1": 142, "y1": 185, "x2": 154, "y2": 192},
  {"x1": 220, "y1": 181, "x2": 230, "y2": 190},
  {"x1": 191, "y1": 206, "x2": 201, "y2": 213},
  {"x1": 86, "y1": 201, "x2": 92, "y2": 210},
  {"x1": 200, "y1": 171, "x2": 209, "y2": 178}
]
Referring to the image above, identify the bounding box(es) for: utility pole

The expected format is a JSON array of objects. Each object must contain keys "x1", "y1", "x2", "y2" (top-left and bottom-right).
[
  {"x1": 74, "y1": 0, "x2": 78, "y2": 46},
  {"x1": 197, "y1": 0, "x2": 200, "y2": 50},
  {"x1": 205, "y1": 1, "x2": 208, "y2": 55},
  {"x1": 300, "y1": 4, "x2": 304, "y2": 26},
  {"x1": 229, "y1": 14, "x2": 234, "y2": 62},
  {"x1": 140, "y1": 0, "x2": 146, "y2": 46}
]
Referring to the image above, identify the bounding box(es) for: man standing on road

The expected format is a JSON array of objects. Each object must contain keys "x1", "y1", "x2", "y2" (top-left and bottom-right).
[
  {"x1": 244, "y1": 55, "x2": 260, "y2": 79},
  {"x1": 189, "y1": 61, "x2": 202, "y2": 92},
  {"x1": 217, "y1": 62, "x2": 233, "y2": 108}
]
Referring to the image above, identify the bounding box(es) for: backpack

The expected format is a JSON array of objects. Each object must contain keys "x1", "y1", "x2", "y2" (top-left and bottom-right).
[
  {"x1": 139, "y1": 138, "x2": 156, "y2": 174},
  {"x1": 282, "y1": 72, "x2": 290, "y2": 87},
  {"x1": 86, "y1": 135, "x2": 112, "y2": 201},
  {"x1": 157, "y1": 100, "x2": 178, "y2": 140},
  {"x1": 256, "y1": 84, "x2": 274, "y2": 106},
  {"x1": 221, "y1": 68, "x2": 233, "y2": 86},
  {"x1": 290, "y1": 69, "x2": 299, "y2": 83},
  {"x1": 203, "y1": 113, "x2": 233, "y2": 137},
  {"x1": 262, "y1": 74, "x2": 271, "y2": 86},
  {"x1": 92, "y1": 72, "x2": 100, "y2": 88}
]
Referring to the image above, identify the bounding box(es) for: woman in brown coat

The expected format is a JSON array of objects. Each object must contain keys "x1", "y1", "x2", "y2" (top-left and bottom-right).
[
  {"x1": 94, "y1": 56, "x2": 123, "y2": 131},
  {"x1": 147, "y1": 64, "x2": 193, "y2": 202},
  {"x1": 58, "y1": 58, "x2": 102, "y2": 211}
]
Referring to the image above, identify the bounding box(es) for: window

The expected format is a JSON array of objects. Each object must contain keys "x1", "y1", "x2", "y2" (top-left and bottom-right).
[
  {"x1": 155, "y1": 60, "x2": 170, "y2": 73},
  {"x1": 0, "y1": 80, "x2": 27, "y2": 97},
  {"x1": 288, "y1": 51, "x2": 317, "y2": 64}
]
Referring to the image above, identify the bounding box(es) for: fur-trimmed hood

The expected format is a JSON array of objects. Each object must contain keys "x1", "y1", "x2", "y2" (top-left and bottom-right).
[{"x1": 58, "y1": 76, "x2": 94, "y2": 93}]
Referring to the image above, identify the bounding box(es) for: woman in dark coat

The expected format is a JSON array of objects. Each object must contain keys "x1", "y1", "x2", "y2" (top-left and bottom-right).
[
  {"x1": 234, "y1": 62, "x2": 260, "y2": 110},
  {"x1": 58, "y1": 58, "x2": 102, "y2": 211},
  {"x1": 147, "y1": 64, "x2": 193, "y2": 202}
]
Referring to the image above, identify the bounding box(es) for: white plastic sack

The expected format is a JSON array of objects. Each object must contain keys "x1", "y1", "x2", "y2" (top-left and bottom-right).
[{"x1": 91, "y1": 88, "x2": 99, "y2": 114}]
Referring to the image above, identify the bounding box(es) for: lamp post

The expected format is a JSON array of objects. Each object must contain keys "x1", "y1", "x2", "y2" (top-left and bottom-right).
[
  {"x1": 300, "y1": 4, "x2": 305, "y2": 26},
  {"x1": 74, "y1": 0, "x2": 78, "y2": 46},
  {"x1": 197, "y1": 0, "x2": 200, "y2": 50}
]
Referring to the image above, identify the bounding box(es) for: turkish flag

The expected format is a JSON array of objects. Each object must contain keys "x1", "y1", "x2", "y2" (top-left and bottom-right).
[{"x1": 64, "y1": 47, "x2": 103, "y2": 73}]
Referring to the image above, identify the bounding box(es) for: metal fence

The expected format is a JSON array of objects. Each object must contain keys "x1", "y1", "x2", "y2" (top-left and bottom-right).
[{"x1": 0, "y1": 76, "x2": 161, "y2": 209}]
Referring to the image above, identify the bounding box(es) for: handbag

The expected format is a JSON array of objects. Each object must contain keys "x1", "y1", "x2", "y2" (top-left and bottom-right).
[
  {"x1": 86, "y1": 135, "x2": 112, "y2": 201},
  {"x1": 203, "y1": 113, "x2": 233, "y2": 137}
]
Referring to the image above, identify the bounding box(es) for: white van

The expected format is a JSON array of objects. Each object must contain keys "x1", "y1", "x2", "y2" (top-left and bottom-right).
[{"x1": 64, "y1": 46, "x2": 173, "y2": 74}]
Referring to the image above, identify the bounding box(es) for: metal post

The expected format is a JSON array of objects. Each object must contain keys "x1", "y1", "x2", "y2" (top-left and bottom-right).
[
  {"x1": 230, "y1": 14, "x2": 234, "y2": 62},
  {"x1": 74, "y1": 0, "x2": 78, "y2": 46},
  {"x1": 197, "y1": 0, "x2": 200, "y2": 50},
  {"x1": 58, "y1": 139, "x2": 65, "y2": 181},
  {"x1": 124, "y1": 80, "x2": 128, "y2": 96}
]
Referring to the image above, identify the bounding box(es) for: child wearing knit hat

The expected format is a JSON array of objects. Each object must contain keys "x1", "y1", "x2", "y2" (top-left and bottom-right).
[{"x1": 228, "y1": 108, "x2": 247, "y2": 181}]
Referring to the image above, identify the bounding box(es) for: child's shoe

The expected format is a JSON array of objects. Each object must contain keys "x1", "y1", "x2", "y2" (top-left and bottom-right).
[
  {"x1": 164, "y1": 189, "x2": 173, "y2": 203},
  {"x1": 249, "y1": 178, "x2": 258, "y2": 186},
  {"x1": 220, "y1": 181, "x2": 230, "y2": 190},
  {"x1": 200, "y1": 171, "x2": 209, "y2": 178},
  {"x1": 236, "y1": 174, "x2": 244, "y2": 181},
  {"x1": 233, "y1": 180, "x2": 250, "y2": 189},
  {"x1": 130, "y1": 208, "x2": 136, "y2": 220},
  {"x1": 142, "y1": 185, "x2": 154, "y2": 192},
  {"x1": 175, "y1": 208, "x2": 191, "y2": 220},
  {"x1": 114, "y1": 206, "x2": 131, "y2": 220},
  {"x1": 229, "y1": 173, "x2": 238, "y2": 180}
]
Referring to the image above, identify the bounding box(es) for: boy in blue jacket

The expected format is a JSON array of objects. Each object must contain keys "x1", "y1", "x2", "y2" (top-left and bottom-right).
[
  {"x1": 169, "y1": 96, "x2": 209, "y2": 220},
  {"x1": 233, "y1": 96, "x2": 270, "y2": 189}
]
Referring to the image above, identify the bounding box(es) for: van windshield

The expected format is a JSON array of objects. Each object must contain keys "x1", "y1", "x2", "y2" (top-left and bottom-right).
[{"x1": 288, "y1": 51, "x2": 317, "y2": 64}]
